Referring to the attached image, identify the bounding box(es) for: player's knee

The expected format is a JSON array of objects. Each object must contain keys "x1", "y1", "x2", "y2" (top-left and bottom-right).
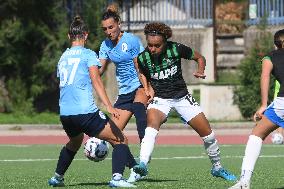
[
  {"x1": 67, "y1": 133, "x2": 84, "y2": 151},
  {"x1": 66, "y1": 140, "x2": 82, "y2": 152},
  {"x1": 108, "y1": 134, "x2": 128, "y2": 146}
]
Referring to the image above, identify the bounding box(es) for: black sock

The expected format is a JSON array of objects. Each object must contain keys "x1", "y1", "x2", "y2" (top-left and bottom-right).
[
  {"x1": 132, "y1": 102, "x2": 147, "y2": 143},
  {"x1": 55, "y1": 146, "x2": 77, "y2": 176},
  {"x1": 112, "y1": 144, "x2": 129, "y2": 175},
  {"x1": 126, "y1": 146, "x2": 137, "y2": 169}
]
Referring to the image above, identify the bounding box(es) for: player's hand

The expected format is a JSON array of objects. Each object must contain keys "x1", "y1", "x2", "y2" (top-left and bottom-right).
[
  {"x1": 253, "y1": 106, "x2": 266, "y2": 122},
  {"x1": 193, "y1": 71, "x2": 206, "y2": 79},
  {"x1": 106, "y1": 106, "x2": 120, "y2": 119},
  {"x1": 145, "y1": 86, "x2": 154, "y2": 104}
]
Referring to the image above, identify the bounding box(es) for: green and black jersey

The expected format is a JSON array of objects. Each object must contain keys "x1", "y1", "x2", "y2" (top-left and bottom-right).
[
  {"x1": 262, "y1": 48, "x2": 284, "y2": 97},
  {"x1": 137, "y1": 41, "x2": 194, "y2": 99}
]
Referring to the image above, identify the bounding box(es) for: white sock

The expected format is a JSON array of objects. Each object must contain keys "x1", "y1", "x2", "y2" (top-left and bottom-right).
[
  {"x1": 202, "y1": 131, "x2": 222, "y2": 170},
  {"x1": 112, "y1": 173, "x2": 122, "y2": 180},
  {"x1": 240, "y1": 135, "x2": 262, "y2": 183},
  {"x1": 54, "y1": 172, "x2": 63, "y2": 179},
  {"x1": 140, "y1": 127, "x2": 159, "y2": 165}
]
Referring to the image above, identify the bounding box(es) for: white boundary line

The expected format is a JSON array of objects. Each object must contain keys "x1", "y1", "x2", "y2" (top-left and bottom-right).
[
  {"x1": 2, "y1": 144, "x2": 284, "y2": 148},
  {"x1": 1, "y1": 155, "x2": 284, "y2": 162}
]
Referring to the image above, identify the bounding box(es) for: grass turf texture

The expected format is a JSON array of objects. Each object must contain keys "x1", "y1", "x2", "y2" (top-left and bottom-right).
[{"x1": 0, "y1": 144, "x2": 284, "y2": 188}]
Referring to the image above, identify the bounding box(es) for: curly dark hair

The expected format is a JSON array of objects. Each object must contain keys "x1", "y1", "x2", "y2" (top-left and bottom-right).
[
  {"x1": 274, "y1": 29, "x2": 284, "y2": 49},
  {"x1": 144, "y1": 22, "x2": 172, "y2": 39},
  {"x1": 69, "y1": 15, "x2": 88, "y2": 40}
]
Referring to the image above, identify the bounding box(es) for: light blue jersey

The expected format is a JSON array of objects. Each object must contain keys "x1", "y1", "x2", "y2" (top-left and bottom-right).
[
  {"x1": 99, "y1": 32, "x2": 144, "y2": 95},
  {"x1": 57, "y1": 46, "x2": 101, "y2": 115}
]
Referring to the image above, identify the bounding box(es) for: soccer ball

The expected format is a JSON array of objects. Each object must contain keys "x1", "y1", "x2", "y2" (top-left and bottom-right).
[
  {"x1": 84, "y1": 137, "x2": 109, "y2": 162},
  {"x1": 271, "y1": 133, "x2": 284, "y2": 145}
]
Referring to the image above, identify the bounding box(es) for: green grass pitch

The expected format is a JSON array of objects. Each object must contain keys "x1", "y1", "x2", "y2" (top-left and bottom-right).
[{"x1": 0, "y1": 144, "x2": 284, "y2": 188}]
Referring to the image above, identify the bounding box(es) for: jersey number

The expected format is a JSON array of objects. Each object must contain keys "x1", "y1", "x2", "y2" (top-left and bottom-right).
[
  {"x1": 185, "y1": 94, "x2": 198, "y2": 106},
  {"x1": 58, "y1": 58, "x2": 80, "y2": 87}
]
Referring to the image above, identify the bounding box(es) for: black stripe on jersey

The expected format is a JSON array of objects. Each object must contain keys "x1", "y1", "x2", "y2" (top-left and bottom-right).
[
  {"x1": 144, "y1": 52, "x2": 154, "y2": 74},
  {"x1": 156, "y1": 56, "x2": 162, "y2": 73}
]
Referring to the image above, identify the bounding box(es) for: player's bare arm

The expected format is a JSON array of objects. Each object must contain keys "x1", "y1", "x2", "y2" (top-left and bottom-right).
[
  {"x1": 134, "y1": 57, "x2": 154, "y2": 102},
  {"x1": 89, "y1": 66, "x2": 120, "y2": 119},
  {"x1": 254, "y1": 58, "x2": 273, "y2": 121},
  {"x1": 99, "y1": 59, "x2": 110, "y2": 76},
  {"x1": 192, "y1": 51, "x2": 206, "y2": 79}
]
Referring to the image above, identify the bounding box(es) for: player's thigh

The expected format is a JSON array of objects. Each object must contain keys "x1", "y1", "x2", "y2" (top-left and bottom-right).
[
  {"x1": 111, "y1": 108, "x2": 133, "y2": 130},
  {"x1": 174, "y1": 94, "x2": 201, "y2": 123},
  {"x1": 60, "y1": 115, "x2": 84, "y2": 151},
  {"x1": 97, "y1": 119, "x2": 128, "y2": 146},
  {"x1": 134, "y1": 87, "x2": 149, "y2": 106},
  {"x1": 147, "y1": 97, "x2": 170, "y2": 130},
  {"x1": 113, "y1": 92, "x2": 136, "y2": 129},
  {"x1": 147, "y1": 108, "x2": 167, "y2": 130},
  {"x1": 174, "y1": 95, "x2": 211, "y2": 137},
  {"x1": 252, "y1": 116, "x2": 279, "y2": 140},
  {"x1": 254, "y1": 98, "x2": 284, "y2": 139}
]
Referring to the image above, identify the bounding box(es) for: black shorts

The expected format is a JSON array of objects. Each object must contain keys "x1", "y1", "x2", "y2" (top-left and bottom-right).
[
  {"x1": 114, "y1": 85, "x2": 143, "y2": 111},
  {"x1": 60, "y1": 110, "x2": 109, "y2": 138}
]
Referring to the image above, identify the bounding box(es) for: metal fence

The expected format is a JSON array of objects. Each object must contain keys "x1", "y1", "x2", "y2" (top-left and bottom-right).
[
  {"x1": 108, "y1": 0, "x2": 284, "y2": 30},
  {"x1": 248, "y1": 0, "x2": 284, "y2": 25},
  {"x1": 112, "y1": 0, "x2": 213, "y2": 30}
]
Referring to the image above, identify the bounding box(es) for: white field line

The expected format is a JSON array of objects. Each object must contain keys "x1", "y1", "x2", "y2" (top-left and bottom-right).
[
  {"x1": 1, "y1": 155, "x2": 284, "y2": 162},
  {"x1": 2, "y1": 144, "x2": 283, "y2": 148}
]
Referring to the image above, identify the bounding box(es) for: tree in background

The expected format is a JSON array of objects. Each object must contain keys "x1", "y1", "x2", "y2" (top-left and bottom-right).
[
  {"x1": 233, "y1": 23, "x2": 275, "y2": 119},
  {"x1": 0, "y1": 0, "x2": 106, "y2": 114},
  {"x1": 0, "y1": 1, "x2": 68, "y2": 114}
]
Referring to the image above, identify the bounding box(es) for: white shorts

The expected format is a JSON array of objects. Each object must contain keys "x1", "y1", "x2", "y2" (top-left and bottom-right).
[{"x1": 148, "y1": 94, "x2": 202, "y2": 123}]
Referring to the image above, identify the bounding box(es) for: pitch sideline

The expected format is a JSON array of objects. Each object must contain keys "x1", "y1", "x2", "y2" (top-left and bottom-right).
[{"x1": 1, "y1": 154, "x2": 284, "y2": 162}]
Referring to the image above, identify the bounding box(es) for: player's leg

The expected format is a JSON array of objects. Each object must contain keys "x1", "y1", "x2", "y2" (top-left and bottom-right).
[
  {"x1": 48, "y1": 116, "x2": 84, "y2": 187},
  {"x1": 189, "y1": 113, "x2": 236, "y2": 181},
  {"x1": 230, "y1": 99, "x2": 284, "y2": 188},
  {"x1": 110, "y1": 89, "x2": 148, "y2": 183},
  {"x1": 111, "y1": 108, "x2": 133, "y2": 131},
  {"x1": 96, "y1": 119, "x2": 137, "y2": 188},
  {"x1": 133, "y1": 97, "x2": 169, "y2": 177},
  {"x1": 79, "y1": 110, "x2": 137, "y2": 185},
  {"x1": 175, "y1": 94, "x2": 236, "y2": 181},
  {"x1": 126, "y1": 87, "x2": 148, "y2": 183},
  {"x1": 229, "y1": 116, "x2": 278, "y2": 189},
  {"x1": 112, "y1": 93, "x2": 145, "y2": 178},
  {"x1": 139, "y1": 108, "x2": 165, "y2": 164},
  {"x1": 133, "y1": 87, "x2": 148, "y2": 143},
  {"x1": 111, "y1": 92, "x2": 137, "y2": 131}
]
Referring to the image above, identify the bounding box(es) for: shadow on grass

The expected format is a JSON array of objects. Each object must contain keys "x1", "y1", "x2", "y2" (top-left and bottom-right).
[
  {"x1": 68, "y1": 178, "x2": 178, "y2": 187},
  {"x1": 142, "y1": 178, "x2": 178, "y2": 183},
  {"x1": 68, "y1": 182, "x2": 108, "y2": 187},
  {"x1": 276, "y1": 187, "x2": 284, "y2": 189}
]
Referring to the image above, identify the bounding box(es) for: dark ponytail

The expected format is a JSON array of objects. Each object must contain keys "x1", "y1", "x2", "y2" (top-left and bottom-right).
[
  {"x1": 69, "y1": 15, "x2": 88, "y2": 40},
  {"x1": 274, "y1": 29, "x2": 284, "y2": 49}
]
